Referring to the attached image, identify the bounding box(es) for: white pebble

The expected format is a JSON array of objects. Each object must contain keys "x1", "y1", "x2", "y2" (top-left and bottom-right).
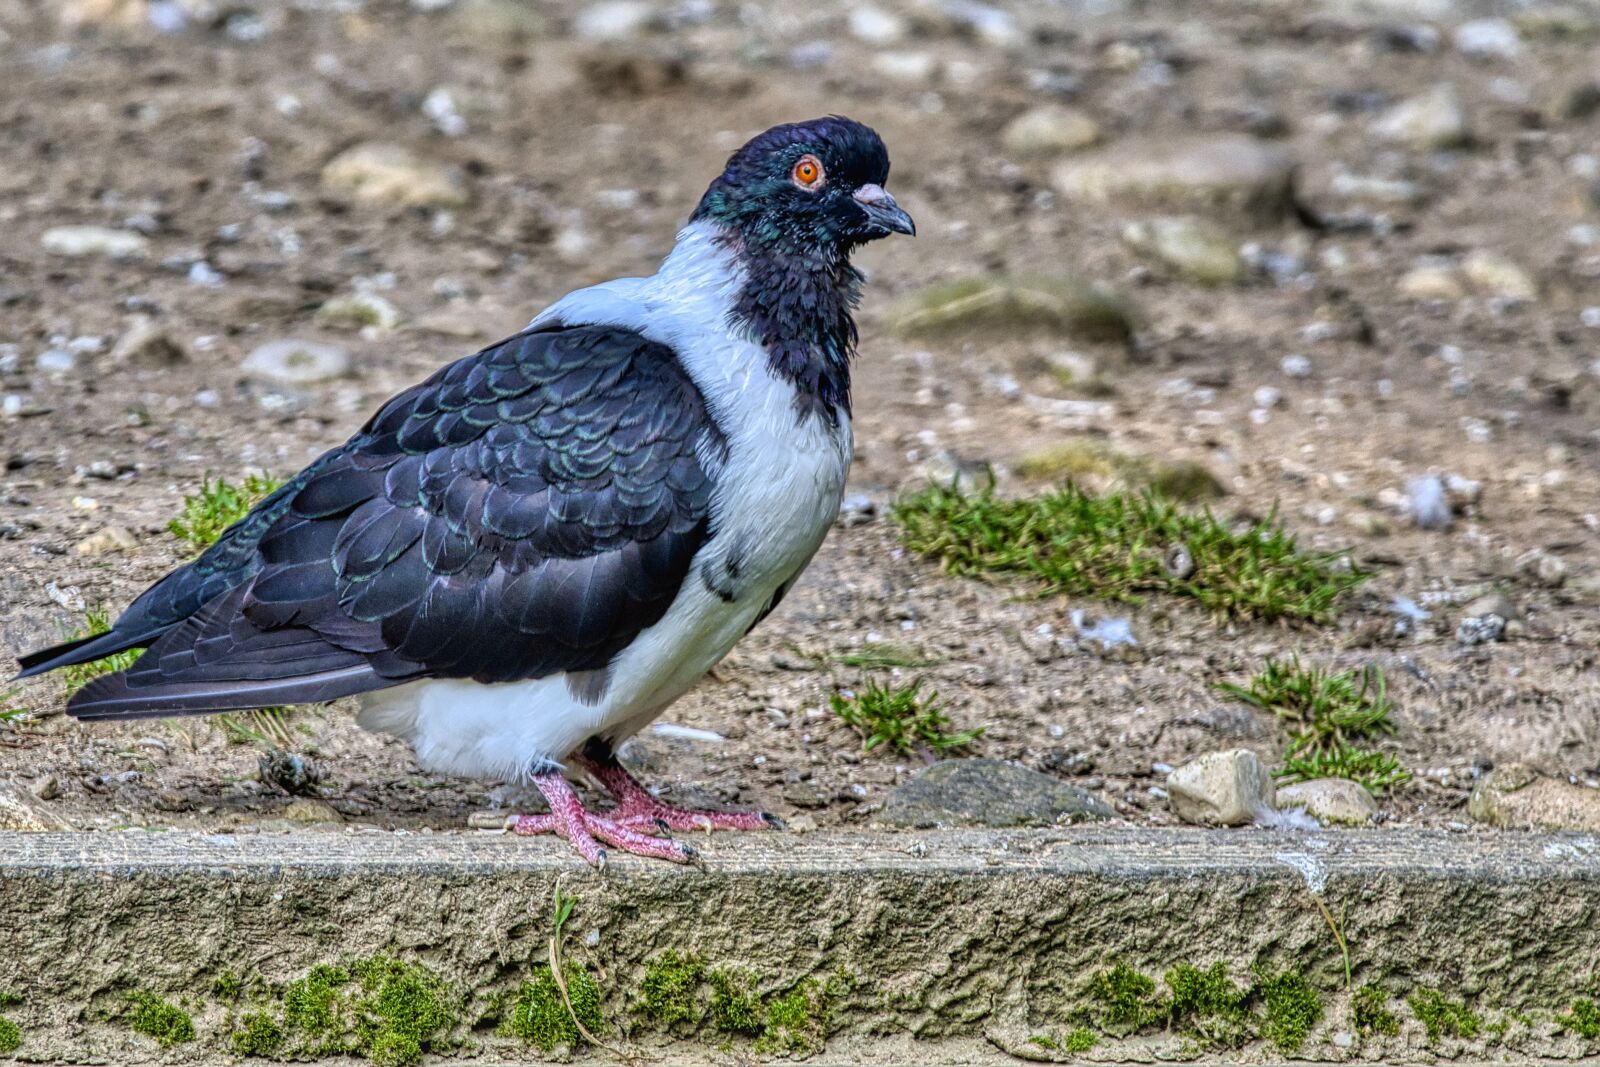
[{"x1": 1281, "y1": 354, "x2": 1311, "y2": 378}]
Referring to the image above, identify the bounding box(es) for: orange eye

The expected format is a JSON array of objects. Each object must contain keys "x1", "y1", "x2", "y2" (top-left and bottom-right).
[{"x1": 792, "y1": 155, "x2": 824, "y2": 189}]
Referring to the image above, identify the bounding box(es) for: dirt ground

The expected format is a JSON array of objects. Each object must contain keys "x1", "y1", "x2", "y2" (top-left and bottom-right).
[{"x1": 1, "y1": 0, "x2": 1598, "y2": 838}]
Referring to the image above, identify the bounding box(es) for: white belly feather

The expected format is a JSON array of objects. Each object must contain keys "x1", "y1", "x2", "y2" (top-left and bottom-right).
[{"x1": 357, "y1": 223, "x2": 852, "y2": 782}]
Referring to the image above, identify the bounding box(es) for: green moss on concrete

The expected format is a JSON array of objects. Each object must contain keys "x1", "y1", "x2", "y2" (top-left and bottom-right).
[
  {"x1": 128, "y1": 990, "x2": 195, "y2": 1047},
  {"x1": 1408, "y1": 987, "x2": 1481, "y2": 1042},
  {"x1": 232, "y1": 1011, "x2": 284, "y2": 1056},
  {"x1": 0, "y1": 1017, "x2": 19, "y2": 1055},
  {"x1": 708, "y1": 967, "x2": 765, "y2": 1035},
  {"x1": 1165, "y1": 962, "x2": 1251, "y2": 1047},
  {"x1": 754, "y1": 971, "x2": 851, "y2": 1057},
  {"x1": 1256, "y1": 970, "x2": 1322, "y2": 1052},
  {"x1": 1558, "y1": 998, "x2": 1600, "y2": 1040},
  {"x1": 1086, "y1": 962, "x2": 1163, "y2": 1035},
  {"x1": 1352, "y1": 982, "x2": 1400, "y2": 1036},
  {"x1": 1062, "y1": 1026, "x2": 1098, "y2": 1052},
  {"x1": 283, "y1": 963, "x2": 352, "y2": 1043},
  {"x1": 638, "y1": 950, "x2": 705, "y2": 1029},
  {"x1": 352, "y1": 954, "x2": 456, "y2": 1066},
  {"x1": 504, "y1": 963, "x2": 602, "y2": 1052},
  {"x1": 213, "y1": 971, "x2": 243, "y2": 1002}
]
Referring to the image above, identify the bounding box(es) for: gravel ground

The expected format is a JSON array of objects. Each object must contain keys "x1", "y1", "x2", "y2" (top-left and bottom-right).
[{"x1": 2, "y1": 0, "x2": 1599, "y2": 837}]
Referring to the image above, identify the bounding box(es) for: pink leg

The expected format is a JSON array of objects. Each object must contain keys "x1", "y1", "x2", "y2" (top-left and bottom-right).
[
  {"x1": 509, "y1": 771, "x2": 697, "y2": 867},
  {"x1": 574, "y1": 750, "x2": 781, "y2": 833}
]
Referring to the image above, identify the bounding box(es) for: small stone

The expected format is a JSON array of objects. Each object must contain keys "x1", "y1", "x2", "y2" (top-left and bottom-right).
[
  {"x1": 452, "y1": 0, "x2": 547, "y2": 40},
  {"x1": 41, "y1": 225, "x2": 150, "y2": 260},
  {"x1": 573, "y1": 0, "x2": 655, "y2": 41},
  {"x1": 1407, "y1": 474, "x2": 1452, "y2": 529},
  {"x1": 1166, "y1": 749, "x2": 1276, "y2": 827},
  {"x1": 1001, "y1": 105, "x2": 1100, "y2": 157},
  {"x1": 1461, "y1": 251, "x2": 1537, "y2": 301},
  {"x1": 875, "y1": 759, "x2": 1111, "y2": 828},
  {"x1": 888, "y1": 275, "x2": 1137, "y2": 342},
  {"x1": 1281, "y1": 354, "x2": 1311, "y2": 378},
  {"x1": 413, "y1": 312, "x2": 487, "y2": 339},
  {"x1": 1453, "y1": 18, "x2": 1520, "y2": 60},
  {"x1": 258, "y1": 749, "x2": 324, "y2": 796},
  {"x1": 1371, "y1": 84, "x2": 1471, "y2": 150},
  {"x1": 1052, "y1": 135, "x2": 1297, "y2": 224},
  {"x1": 110, "y1": 316, "x2": 186, "y2": 366},
  {"x1": 0, "y1": 783, "x2": 73, "y2": 831},
  {"x1": 847, "y1": 5, "x2": 907, "y2": 45},
  {"x1": 1275, "y1": 778, "x2": 1379, "y2": 826},
  {"x1": 944, "y1": 0, "x2": 1021, "y2": 48},
  {"x1": 912, "y1": 450, "x2": 992, "y2": 495},
  {"x1": 244, "y1": 339, "x2": 351, "y2": 386},
  {"x1": 74, "y1": 526, "x2": 137, "y2": 556},
  {"x1": 1120, "y1": 215, "x2": 1243, "y2": 285},
  {"x1": 1327, "y1": 173, "x2": 1424, "y2": 205},
  {"x1": 31, "y1": 774, "x2": 62, "y2": 801},
  {"x1": 872, "y1": 50, "x2": 939, "y2": 83},
  {"x1": 315, "y1": 291, "x2": 402, "y2": 332},
  {"x1": 1399, "y1": 265, "x2": 1465, "y2": 302},
  {"x1": 36, "y1": 349, "x2": 76, "y2": 374},
  {"x1": 781, "y1": 781, "x2": 831, "y2": 809},
  {"x1": 1514, "y1": 549, "x2": 1568, "y2": 588},
  {"x1": 1562, "y1": 82, "x2": 1600, "y2": 121},
  {"x1": 321, "y1": 143, "x2": 469, "y2": 208},
  {"x1": 282, "y1": 798, "x2": 341, "y2": 823},
  {"x1": 1456, "y1": 613, "x2": 1507, "y2": 646},
  {"x1": 1468, "y1": 764, "x2": 1600, "y2": 831}
]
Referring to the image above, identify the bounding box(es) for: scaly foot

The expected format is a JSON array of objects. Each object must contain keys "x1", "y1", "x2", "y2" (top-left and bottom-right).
[
  {"x1": 510, "y1": 770, "x2": 697, "y2": 867},
  {"x1": 575, "y1": 748, "x2": 781, "y2": 833}
]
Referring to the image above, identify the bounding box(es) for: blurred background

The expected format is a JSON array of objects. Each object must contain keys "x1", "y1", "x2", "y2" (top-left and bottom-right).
[{"x1": 1, "y1": 0, "x2": 1598, "y2": 835}]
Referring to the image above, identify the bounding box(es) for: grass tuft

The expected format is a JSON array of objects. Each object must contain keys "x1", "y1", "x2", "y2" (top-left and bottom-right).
[
  {"x1": 127, "y1": 990, "x2": 195, "y2": 1047},
  {"x1": 829, "y1": 678, "x2": 982, "y2": 757},
  {"x1": 1217, "y1": 656, "x2": 1409, "y2": 792},
  {"x1": 893, "y1": 483, "x2": 1362, "y2": 622},
  {"x1": 168, "y1": 473, "x2": 283, "y2": 553},
  {"x1": 1352, "y1": 982, "x2": 1400, "y2": 1036},
  {"x1": 59, "y1": 608, "x2": 141, "y2": 695},
  {"x1": 1408, "y1": 988, "x2": 1481, "y2": 1042}
]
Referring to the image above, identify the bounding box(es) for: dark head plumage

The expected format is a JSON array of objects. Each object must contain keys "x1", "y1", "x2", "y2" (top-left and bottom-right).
[{"x1": 692, "y1": 116, "x2": 913, "y2": 252}]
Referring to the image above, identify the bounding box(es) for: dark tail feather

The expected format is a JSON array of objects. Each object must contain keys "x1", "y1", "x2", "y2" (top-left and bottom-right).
[
  {"x1": 66, "y1": 664, "x2": 385, "y2": 721},
  {"x1": 15, "y1": 626, "x2": 164, "y2": 680}
]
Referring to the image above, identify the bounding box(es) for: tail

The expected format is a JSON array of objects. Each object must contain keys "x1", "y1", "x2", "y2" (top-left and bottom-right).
[{"x1": 14, "y1": 626, "x2": 163, "y2": 680}]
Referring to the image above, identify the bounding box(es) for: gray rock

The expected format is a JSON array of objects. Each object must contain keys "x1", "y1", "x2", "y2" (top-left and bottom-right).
[
  {"x1": 888, "y1": 274, "x2": 1138, "y2": 341},
  {"x1": 110, "y1": 316, "x2": 186, "y2": 366},
  {"x1": 41, "y1": 225, "x2": 150, "y2": 260},
  {"x1": 1453, "y1": 18, "x2": 1520, "y2": 60},
  {"x1": 847, "y1": 5, "x2": 907, "y2": 45},
  {"x1": 1275, "y1": 778, "x2": 1379, "y2": 826},
  {"x1": 1120, "y1": 215, "x2": 1243, "y2": 285},
  {"x1": 321, "y1": 143, "x2": 469, "y2": 208},
  {"x1": 244, "y1": 339, "x2": 351, "y2": 386},
  {"x1": 1166, "y1": 749, "x2": 1276, "y2": 827},
  {"x1": 315, "y1": 291, "x2": 403, "y2": 332},
  {"x1": 1000, "y1": 105, "x2": 1099, "y2": 157},
  {"x1": 875, "y1": 759, "x2": 1112, "y2": 828},
  {"x1": 1398, "y1": 264, "x2": 1465, "y2": 302},
  {"x1": 1052, "y1": 135, "x2": 1297, "y2": 224},
  {"x1": 1461, "y1": 250, "x2": 1537, "y2": 300},
  {"x1": 872, "y1": 50, "x2": 939, "y2": 83},
  {"x1": 1456, "y1": 613, "x2": 1507, "y2": 645},
  {"x1": 573, "y1": 0, "x2": 656, "y2": 41},
  {"x1": 1371, "y1": 84, "x2": 1471, "y2": 149},
  {"x1": 1327, "y1": 173, "x2": 1425, "y2": 205},
  {"x1": 1468, "y1": 764, "x2": 1600, "y2": 831}
]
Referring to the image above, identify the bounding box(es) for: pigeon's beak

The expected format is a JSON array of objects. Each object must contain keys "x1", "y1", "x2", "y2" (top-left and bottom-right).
[{"x1": 853, "y1": 183, "x2": 916, "y2": 236}]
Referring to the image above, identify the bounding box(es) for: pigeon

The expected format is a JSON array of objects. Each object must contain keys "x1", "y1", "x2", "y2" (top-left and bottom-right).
[{"x1": 15, "y1": 116, "x2": 913, "y2": 866}]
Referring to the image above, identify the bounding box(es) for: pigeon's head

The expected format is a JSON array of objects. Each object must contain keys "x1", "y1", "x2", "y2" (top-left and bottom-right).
[{"x1": 692, "y1": 116, "x2": 914, "y2": 253}]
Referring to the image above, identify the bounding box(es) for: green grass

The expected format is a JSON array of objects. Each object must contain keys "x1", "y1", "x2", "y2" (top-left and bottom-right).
[
  {"x1": 829, "y1": 678, "x2": 982, "y2": 757},
  {"x1": 893, "y1": 483, "x2": 1363, "y2": 622},
  {"x1": 58, "y1": 608, "x2": 142, "y2": 695},
  {"x1": 168, "y1": 473, "x2": 283, "y2": 553},
  {"x1": 830, "y1": 644, "x2": 943, "y2": 669},
  {"x1": 1216, "y1": 656, "x2": 1410, "y2": 792}
]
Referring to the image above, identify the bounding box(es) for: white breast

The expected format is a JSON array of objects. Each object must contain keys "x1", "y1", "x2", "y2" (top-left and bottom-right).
[{"x1": 358, "y1": 223, "x2": 852, "y2": 782}]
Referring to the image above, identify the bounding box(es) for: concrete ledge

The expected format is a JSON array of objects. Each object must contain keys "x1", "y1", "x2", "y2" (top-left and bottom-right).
[{"x1": 1, "y1": 828, "x2": 1597, "y2": 1063}]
